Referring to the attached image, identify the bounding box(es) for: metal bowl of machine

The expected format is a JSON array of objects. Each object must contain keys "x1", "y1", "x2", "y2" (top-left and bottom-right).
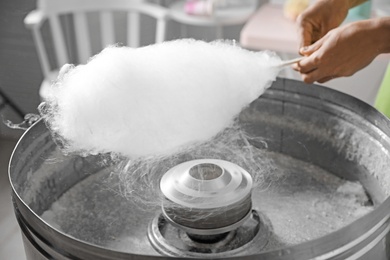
[{"x1": 9, "y1": 78, "x2": 390, "y2": 259}]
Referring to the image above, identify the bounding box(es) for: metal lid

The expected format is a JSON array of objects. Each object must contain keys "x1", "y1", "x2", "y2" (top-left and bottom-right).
[
  {"x1": 160, "y1": 159, "x2": 253, "y2": 233},
  {"x1": 160, "y1": 159, "x2": 253, "y2": 209}
]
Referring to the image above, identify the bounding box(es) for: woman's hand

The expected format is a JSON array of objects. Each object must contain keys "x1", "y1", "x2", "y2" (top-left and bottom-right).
[
  {"x1": 296, "y1": 0, "x2": 350, "y2": 50},
  {"x1": 293, "y1": 19, "x2": 387, "y2": 83}
]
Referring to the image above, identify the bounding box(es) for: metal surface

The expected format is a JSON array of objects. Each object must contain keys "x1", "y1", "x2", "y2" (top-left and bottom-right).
[
  {"x1": 148, "y1": 210, "x2": 268, "y2": 258},
  {"x1": 160, "y1": 159, "x2": 253, "y2": 234},
  {"x1": 150, "y1": 159, "x2": 259, "y2": 257},
  {"x1": 9, "y1": 78, "x2": 390, "y2": 259}
]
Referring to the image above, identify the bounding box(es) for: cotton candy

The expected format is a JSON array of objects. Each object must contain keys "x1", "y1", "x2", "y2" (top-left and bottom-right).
[{"x1": 40, "y1": 39, "x2": 281, "y2": 158}]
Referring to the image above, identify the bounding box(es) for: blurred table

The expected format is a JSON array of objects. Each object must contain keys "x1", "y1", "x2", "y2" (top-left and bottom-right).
[
  {"x1": 240, "y1": 3, "x2": 299, "y2": 79},
  {"x1": 240, "y1": 3, "x2": 298, "y2": 53},
  {"x1": 169, "y1": 1, "x2": 258, "y2": 39}
]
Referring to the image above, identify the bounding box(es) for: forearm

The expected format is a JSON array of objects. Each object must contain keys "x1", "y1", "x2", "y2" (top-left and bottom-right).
[{"x1": 373, "y1": 17, "x2": 390, "y2": 54}]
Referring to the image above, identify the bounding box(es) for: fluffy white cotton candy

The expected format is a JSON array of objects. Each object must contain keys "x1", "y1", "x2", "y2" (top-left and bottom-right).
[{"x1": 40, "y1": 39, "x2": 281, "y2": 158}]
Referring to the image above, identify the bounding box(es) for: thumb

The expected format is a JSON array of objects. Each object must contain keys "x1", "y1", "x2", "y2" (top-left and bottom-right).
[
  {"x1": 297, "y1": 20, "x2": 313, "y2": 51},
  {"x1": 300, "y1": 36, "x2": 325, "y2": 56}
]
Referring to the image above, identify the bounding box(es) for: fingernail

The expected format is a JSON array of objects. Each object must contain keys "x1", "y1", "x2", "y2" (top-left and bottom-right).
[{"x1": 300, "y1": 46, "x2": 309, "y2": 52}]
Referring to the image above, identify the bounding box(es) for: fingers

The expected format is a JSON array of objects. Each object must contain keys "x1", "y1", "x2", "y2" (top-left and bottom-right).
[
  {"x1": 300, "y1": 70, "x2": 319, "y2": 84},
  {"x1": 295, "y1": 61, "x2": 336, "y2": 84},
  {"x1": 299, "y1": 36, "x2": 324, "y2": 56},
  {"x1": 317, "y1": 76, "x2": 335, "y2": 83},
  {"x1": 293, "y1": 54, "x2": 318, "y2": 77},
  {"x1": 297, "y1": 19, "x2": 313, "y2": 51},
  {"x1": 293, "y1": 35, "x2": 326, "y2": 75},
  {"x1": 292, "y1": 53, "x2": 334, "y2": 84},
  {"x1": 297, "y1": 57, "x2": 317, "y2": 74},
  {"x1": 303, "y1": 70, "x2": 332, "y2": 84},
  {"x1": 293, "y1": 27, "x2": 333, "y2": 84},
  {"x1": 291, "y1": 58, "x2": 316, "y2": 84}
]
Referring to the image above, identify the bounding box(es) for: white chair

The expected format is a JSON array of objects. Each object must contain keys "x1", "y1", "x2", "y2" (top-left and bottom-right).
[
  {"x1": 168, "y1": 0, "x2": 259, "y2": 40},
  {"x1": 24, "y1": 0, "x2": 169, "y2": 99}
]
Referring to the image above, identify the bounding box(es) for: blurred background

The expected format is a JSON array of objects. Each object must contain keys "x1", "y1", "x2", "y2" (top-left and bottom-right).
[{"x1": 0, "y1": 0, "x2": 389, "y2": 259}]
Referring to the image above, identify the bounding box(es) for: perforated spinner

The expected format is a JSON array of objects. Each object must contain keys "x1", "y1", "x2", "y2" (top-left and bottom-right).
[
  {"x1": 160, "y1": 159, "x2": 253, "y2": 234},
  {"x1": 148, "y1": 159, "x2": 268, "y2": 257}
]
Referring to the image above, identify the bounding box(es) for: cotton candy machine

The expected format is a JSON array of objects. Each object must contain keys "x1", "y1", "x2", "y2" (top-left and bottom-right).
[{"x1": 9, "y1": 78, "x2": 390, "y2": 259}]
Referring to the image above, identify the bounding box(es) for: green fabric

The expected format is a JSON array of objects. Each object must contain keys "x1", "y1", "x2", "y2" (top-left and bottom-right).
[
  {"x1": 346, "y1": 1, "x2": 371, "y2": 22},
  {"x1": 375, "y1": 64, "x2": 390, "y2": 117}
]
